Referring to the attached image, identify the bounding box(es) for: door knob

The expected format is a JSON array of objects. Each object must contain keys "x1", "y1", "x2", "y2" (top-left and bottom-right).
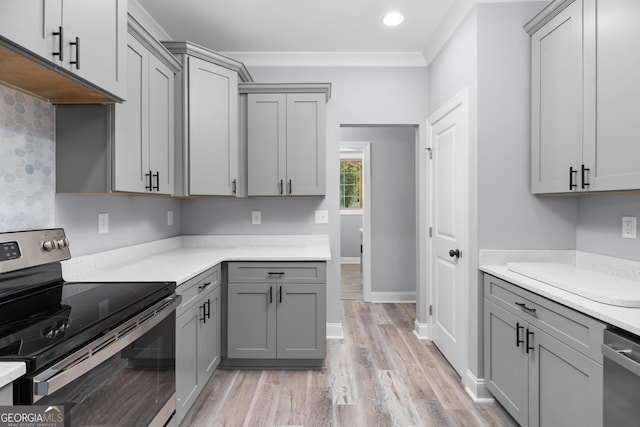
[{"x1": 449, "y1": 249, "x2": 461, "y2": 258}]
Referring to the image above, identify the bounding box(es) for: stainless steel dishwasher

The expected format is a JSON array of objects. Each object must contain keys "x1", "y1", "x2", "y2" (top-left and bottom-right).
[{"x1": 602, "y1": 329, "x2": 640, "y2": 426}]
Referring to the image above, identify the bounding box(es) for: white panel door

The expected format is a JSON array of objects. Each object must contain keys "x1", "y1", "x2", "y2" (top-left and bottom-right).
[{"x1": 429, "y1": 92, "x2": 467, "y2": 377}]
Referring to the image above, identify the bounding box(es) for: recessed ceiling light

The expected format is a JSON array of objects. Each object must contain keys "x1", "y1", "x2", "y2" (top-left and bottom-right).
[{"x1": 383, "y1": 11, "x2": 404, "y2": 27}]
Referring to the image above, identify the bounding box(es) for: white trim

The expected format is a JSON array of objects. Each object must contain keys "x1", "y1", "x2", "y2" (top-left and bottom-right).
[
  {"x1": 340, "y1": 141, "x2": 372, "y2": 303},
  {"x1": 369, "y1": 291, "x2": 416, "y2": 303},
  {"x1": 340, "y1": 257, "x2": 360, "y2": 264},
  {"x1": 221, "y1": 51, "x2": 428, "y2": 68},
  {"x1": 326, "y1": 322, "x2": 344, "y2": 340},
  {"x1": 413, "y1": 320, "x2": 432, "y2": 340},
  {"x1": 340, "y1": 210, "x2": 363, "y2": 216},
  {"x1": 464, "y1": 370, "x2": 495, "y2": 402},
  {"x1": 426, "y1": 88, "x2": 470, "y2": 379}
]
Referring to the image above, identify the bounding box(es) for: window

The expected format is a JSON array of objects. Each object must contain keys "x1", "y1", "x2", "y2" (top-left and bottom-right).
[{"x1": 340, "y1": 159, "x2": 362, "y2": 210}]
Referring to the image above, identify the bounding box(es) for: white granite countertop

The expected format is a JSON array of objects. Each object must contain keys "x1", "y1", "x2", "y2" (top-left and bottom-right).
[
  {"x1": 480, "y1": 250, "x2": 640, "y2": 336},
  {"x1": 63, "y1": 234, "x2": 331, "y2": 285},
  {"x1": 0, "y1": 235, "x2": 330, "y2": 389},
  {"x1": 0, "y1": 362, "x2": 26, "y2": 389}
]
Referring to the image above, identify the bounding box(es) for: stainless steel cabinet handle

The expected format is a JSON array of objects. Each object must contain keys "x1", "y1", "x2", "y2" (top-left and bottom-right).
[{"x1": 602, "y1": 344, "x2": 640, "y2": 376}]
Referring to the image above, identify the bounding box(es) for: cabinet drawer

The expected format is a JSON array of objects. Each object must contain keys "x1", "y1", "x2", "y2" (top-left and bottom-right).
[
  {"x1": 177, "y1": 265, "x2": 221, "y2": 315},
  {"x1": 227, "y1": 262, "x2": 326, "y2": 284},
  {"x1": 484, "y1": 274, "x2": 606, "y2": 363}
]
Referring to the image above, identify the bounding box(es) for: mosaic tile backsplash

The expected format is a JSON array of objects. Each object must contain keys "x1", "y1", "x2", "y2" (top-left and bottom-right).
[{"x1": 0, "y1": 85, "x2": 55, "y2": 231}]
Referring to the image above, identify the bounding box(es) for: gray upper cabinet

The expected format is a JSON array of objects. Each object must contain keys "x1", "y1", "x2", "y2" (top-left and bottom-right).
[
  {"x1": 241, "y1": 83, "x2": 331, "y2": 197},
  {"x1": 163, "y1": 42, "x2": 252, "y2": 197},
  {"x1": 527, "y1": 0, "x2": 640, "y2": 194},
  {"x1": 0, "y1": 0, "x2": 126, "y2": 100},
  {"x1": 113, "y1": 31, "x2": 176, "y2": 195},
  {"x1": 528, "y1": 0, "x2": 583, "y2": 194},
  {"x1": 56, "y1": 17, "x2": 180, "y2": 195},
  {"x1": 484, "y1": 274, "x2": 605, "y2": 427}
]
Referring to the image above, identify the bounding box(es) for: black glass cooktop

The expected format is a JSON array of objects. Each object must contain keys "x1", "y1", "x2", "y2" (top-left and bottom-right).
[{"x1": 0, "y1": 264, "x2": 175, "y2": 372}]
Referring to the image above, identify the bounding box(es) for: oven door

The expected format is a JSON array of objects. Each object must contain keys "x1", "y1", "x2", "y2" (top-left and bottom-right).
[{"x1": 19, "y1": 295, "x2": 180, "y2": 427}]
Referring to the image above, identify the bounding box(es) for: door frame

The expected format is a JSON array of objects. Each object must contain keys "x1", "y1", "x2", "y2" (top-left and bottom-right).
[
  {"x1": 424, "y1": 88, "x2": 470, "y2": 378},
  {"x1": 339, "y1": 141, "x2": 371, "y2": 301}
]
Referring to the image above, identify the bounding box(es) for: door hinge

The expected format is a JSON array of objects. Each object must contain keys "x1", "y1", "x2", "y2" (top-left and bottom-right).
[
  {"x1": 429, "y1": 305, "x2": 433, "y2": 316},
  {"x1": 429, "y1": 227, "x2": 432, "y2": 238},
  {"x1": 426, "y1": 147, "x2": 433, "y2": 159}
]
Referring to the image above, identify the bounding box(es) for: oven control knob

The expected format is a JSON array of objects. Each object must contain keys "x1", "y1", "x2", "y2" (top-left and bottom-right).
[
  {"x1": 42, "y1": 240, "x2": 55, "y2": 252},
  {"x1": 55, "y1": 238, "x2": 69, "y2": 249}
]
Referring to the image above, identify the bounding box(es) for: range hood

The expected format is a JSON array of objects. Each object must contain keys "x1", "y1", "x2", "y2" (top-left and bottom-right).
[{"x1": 0, "y1": 36, "x2": 122, "y2": 104}]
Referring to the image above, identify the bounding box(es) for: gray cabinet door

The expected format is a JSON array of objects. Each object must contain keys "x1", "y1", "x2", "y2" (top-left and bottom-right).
[
  {"x1": 148, "y1": 54, "x2": 175, "y2": 195},
  {"x1": 113, "y1": 34, "x2": 149, "y2": 193},
  {"x1": 187, "y1": 56, "x2": 239, "y2": 196},
  {"x1": 198, "y1": 285, "x2": 221, "y2": 385},
  {"x1": 247, "y1": 93, "x2": 287, "y2": 196},
  {"x1": 286, "y1": 93, "x2": 326, "y2": 196},
  {"x1": 484, "y1": 299, "x2": 529, "y2": 427},
  {"x1": 528, "y1": 324, "x2": 603, "y2": 427},
  {"x1": 227, "y1": 283, "x2": 277, "y2": 358},
  {"x1": 0, "y1": 1, "x2": 62, "y2": 62},
  {"x1": 176, "y1": 304, "x2": 199, "y2": 425},
  {"x1": 582, "y1": 0, "x2": 640, "y2": 191},
  {"x1": 276, "y1": 284, "x2": 326, "y2": 359},
  {"x1": 113, "y1": 34, "x2": 174, "y2": 195},
  {"x1": 62, "y1": 0, "x2": 126, "y2": 98},
  {"x1": 530, "y1": 0, "x2": 583, "y2": 194}
]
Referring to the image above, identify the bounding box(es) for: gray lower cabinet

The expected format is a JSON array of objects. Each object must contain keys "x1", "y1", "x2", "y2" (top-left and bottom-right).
[
  {"x1": 175, "y1": 265, "x2": 221, "y2": 426},
  {"x1": 484, "y1": 274, "x2": 605, "y2": 427},
  {"x1": 226, "y1": 262, "x2": 326, "y2": 361}
]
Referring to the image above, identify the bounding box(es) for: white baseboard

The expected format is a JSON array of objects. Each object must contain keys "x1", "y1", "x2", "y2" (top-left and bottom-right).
[
  {"x1": 464, "y1": 369, "x2": 494, "y2": 402},
  {"x1": 369, "y1": 291, "x2": 416, "y2": 303},
  {"x1": 340, "y1": 257, "x2": 360, "y2": 264},
  {"x1": 413, "y1": 320, "x2": 432, "y2": 340},
  {"x1": 326, "y1": 322, "x2": 344, "y2": 340}
]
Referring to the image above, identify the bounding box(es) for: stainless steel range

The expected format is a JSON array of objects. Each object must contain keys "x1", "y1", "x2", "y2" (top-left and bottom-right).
[{"x1": 0, "y1": 229, "x2": 180, "y2": 426}]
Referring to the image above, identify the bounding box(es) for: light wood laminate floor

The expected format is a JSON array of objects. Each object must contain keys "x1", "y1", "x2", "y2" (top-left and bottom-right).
[
  {"x1": 341, "y1": 264, "x2": 363, "y2": 300},
  {"x1": 182, "y1": 300, "x2": 516, "y2": 427}
]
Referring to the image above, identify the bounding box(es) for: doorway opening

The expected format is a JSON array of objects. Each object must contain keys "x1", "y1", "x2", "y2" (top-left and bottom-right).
[{"x1": 339, "y1": 125, "x2": 418, "y2": 304}]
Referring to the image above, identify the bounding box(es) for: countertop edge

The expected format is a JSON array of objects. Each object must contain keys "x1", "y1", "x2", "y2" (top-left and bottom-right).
[
  {"x1": 0, "y1": 362, "x2": 26, "y2": 389},
  {"x1": 481, "y1": 265, "x2": 640, "y2": 336}
]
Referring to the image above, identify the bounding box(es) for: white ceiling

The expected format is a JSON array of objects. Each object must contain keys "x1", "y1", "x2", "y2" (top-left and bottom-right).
[{"x1": 136, "y1": 0, "x2": 464, "y2": 65}]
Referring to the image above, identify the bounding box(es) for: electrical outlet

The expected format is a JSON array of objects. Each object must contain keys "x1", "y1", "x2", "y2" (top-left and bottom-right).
[
  {"x1": 622, "y1": 216, "x2": 637, "y2": 239},
  {"x1": 167, "y1": 210, "x2": 174, "y2": 226},
  {"x1": 252, "y1": 211, "x2": 261, "y2": 225},
  {"x1": 98, "y1": 213, "x2": 109, "y2": 234},
  {"x1": 315, "y1": 210, "x2": 329, "y2": 224}
]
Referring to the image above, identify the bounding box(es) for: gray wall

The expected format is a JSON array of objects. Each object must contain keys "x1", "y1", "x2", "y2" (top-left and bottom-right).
[
  {"x1": 340, "y1": 214, "x2": 362, "y2": 259},
  {"x1": 427, "y1": 1, "x2": 576, "y2": 381},
  {"x1": 576, "y1": 194, "x2": 640, "y2": 260},
  {"x1": 181, "y1": 65, "x2": 428, "y2": 325},
  {"x1": 55, "y1": 194, "x2": 182, "y2": 256},
  {"x1": 340, "y1": 126, "x2": 417, "y2": 294}
]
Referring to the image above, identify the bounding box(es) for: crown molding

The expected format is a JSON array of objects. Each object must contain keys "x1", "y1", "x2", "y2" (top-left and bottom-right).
[{"x1": 221, "y1": 51, "x2": 428, "y2": 68}]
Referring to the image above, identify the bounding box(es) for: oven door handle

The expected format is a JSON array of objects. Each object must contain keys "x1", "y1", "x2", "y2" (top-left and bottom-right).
[
  {"x1": 602, "y1": 343, "x2": 640, "y2": 377},
  {"x1": 32, "y1": 295, "x2": 180, "y2": 401}
]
